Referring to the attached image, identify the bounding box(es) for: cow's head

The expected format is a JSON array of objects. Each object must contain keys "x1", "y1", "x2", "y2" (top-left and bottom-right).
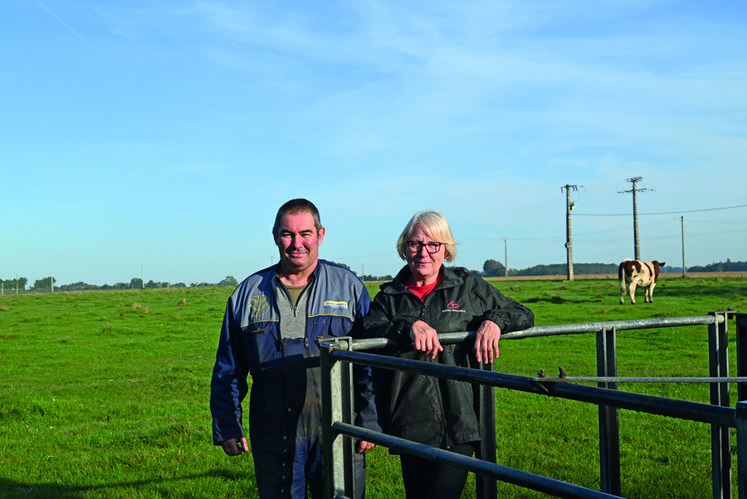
[{"x1": 651, "y1": 261, "x2": 666, "y2": 279}]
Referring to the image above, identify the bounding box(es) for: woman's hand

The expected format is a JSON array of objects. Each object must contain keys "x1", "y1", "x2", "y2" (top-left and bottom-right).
[
  {"x1": 474, "y1": 320, "x2": 501, "y2": 364},
  {"x1": 410, "y1": 320, "x2": 443, "y2": 359}
]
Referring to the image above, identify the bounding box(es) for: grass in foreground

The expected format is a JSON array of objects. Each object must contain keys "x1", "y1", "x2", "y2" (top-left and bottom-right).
[{"x1": 1, "y1": 275, "x2": 745, "y2": 498}]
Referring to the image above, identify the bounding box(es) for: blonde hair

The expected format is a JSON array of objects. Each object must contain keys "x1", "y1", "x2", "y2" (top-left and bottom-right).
[{"x1": 396, "y1": 210, "x2": 456, "y2": 262}]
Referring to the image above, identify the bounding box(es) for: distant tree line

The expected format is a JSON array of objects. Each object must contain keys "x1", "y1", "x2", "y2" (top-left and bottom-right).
[
  {"x1": 3, "y1": 260, "x2": 746, "y2": 294},
  {"x1": 329, "y1": 261, "x2": 394, "y2": 282},
  {"x1": 477, "y1": 260, "x2": 621, "y2": 277},
  {"x1": 476, "y1": 259, "x2": 747, "y2": 277},
  {"x1": 684, "y1": 259, "x2": 747, "y2": 273},
  {"x1": 0, "y1": 275, "x2": 240, "y2": 294}
]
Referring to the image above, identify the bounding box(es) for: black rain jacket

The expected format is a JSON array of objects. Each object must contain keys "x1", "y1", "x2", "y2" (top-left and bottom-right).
[{"x1": 360, "y1": 265, "x2": 534, "y2": 450}]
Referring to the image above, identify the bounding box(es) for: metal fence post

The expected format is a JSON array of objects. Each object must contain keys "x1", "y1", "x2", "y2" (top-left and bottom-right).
[
  {"x1": 477, "y1": 360, "x2": 497, "y2": 499},
  {"x1": 596, "y1": 326, "x2": 621, "y2": 496},
  {"x1": 320, "y1": 338, "x2": 356, "y2": 499},
  {"x1": 738, "y1": 400, "x2": 747, "y2": 499},
  {"x1": 736, "y1": 313, "x2": 747, "y2": 402},
  {"x1": 709, "y1": 311, "x2": 731, "y2": 499}
]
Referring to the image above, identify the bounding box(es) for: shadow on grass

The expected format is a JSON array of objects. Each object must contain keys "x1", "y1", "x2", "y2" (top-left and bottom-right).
[
  {"x1": 658, "y1": 282, "x2": 746, "y2": 298},
  {"x1": 0, "y1": 469, "x2": 247, "y2": 499},
  {"x1": 522, "y1": 295, "x2": 599, "y2": 305}
]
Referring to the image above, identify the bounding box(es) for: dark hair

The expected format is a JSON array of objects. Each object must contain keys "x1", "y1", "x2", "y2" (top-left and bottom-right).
[{"x1": 273, "y1": 198, "x2": 322, "y2": 237}]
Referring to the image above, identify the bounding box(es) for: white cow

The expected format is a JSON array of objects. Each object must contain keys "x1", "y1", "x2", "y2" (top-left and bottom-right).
[{"x1": 618, "y1": 259, "x2": 666, "y2": 304}]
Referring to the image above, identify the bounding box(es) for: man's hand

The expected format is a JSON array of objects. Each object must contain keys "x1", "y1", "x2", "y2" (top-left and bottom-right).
[
  {"x1": 410, "y1": 320, "x2": 443, "y2": 359},
  {"x1": 220, "y1": 437, "x2": 249, "y2": 456},
  {"x1": 357, "y1": 440, "x2": 375, "y2": 454},
  {"x1": 473, "y1": 320, "x2": 501, "y2": 364}
]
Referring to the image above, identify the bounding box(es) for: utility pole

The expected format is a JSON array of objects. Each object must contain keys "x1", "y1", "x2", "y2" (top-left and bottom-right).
[
  {"x1": 504, "y1": 238, "x2": 508, "y2": 278},
  {"x1": 619, "y1": 177, "x2": 651, "y2": 261},
  {"x1": 561, "y1": 184, "x2": 580, "y2": 281},
  {"x1": 680, "y1": 216, "x2": 686, "y2": 278}
]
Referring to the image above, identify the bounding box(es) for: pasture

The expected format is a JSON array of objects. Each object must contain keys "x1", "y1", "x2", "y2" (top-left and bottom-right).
[{"x1": 1, "y1": 275, "x2": 746, "y2": 498}]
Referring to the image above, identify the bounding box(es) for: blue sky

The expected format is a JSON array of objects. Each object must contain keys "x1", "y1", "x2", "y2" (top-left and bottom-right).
[{"x1": 3, "y1": 0, "x2": 746, "y2": 286}]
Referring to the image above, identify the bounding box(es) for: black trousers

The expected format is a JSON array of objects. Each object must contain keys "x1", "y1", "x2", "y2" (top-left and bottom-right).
[{"x1": 399, "y1": 443, "x2": 476, "y2": 499}]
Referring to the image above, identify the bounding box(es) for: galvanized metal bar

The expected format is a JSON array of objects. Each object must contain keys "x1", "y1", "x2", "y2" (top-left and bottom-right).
[
  {"x1": 340, "y1": 340, "x2": 357, "y2": 499},
  {"x1": 709, "y1": 311, "x2": 731, "y2": 499},
  {"x1": 333, "y1": 349, "x2": 737, "y2": 427},
  {"x1": 319, "y1": 338, "x2": 356, "y2": 499},
  {"x1": 500, "y1": 314, "x2": 722, "y2": 339},
  {"x1": 596, "y1": 327, "x2": 621, "y2": 496},
  {"x1": 349, "y1": 315, "x2": 723, "y2": 352},
  {"x1": 350, "y1": 332, "x2": 475, "y2": 352},
  {"x1": 319, "y1": 340, "x2": 342, "y2": 499},
  {"x1": 737, "y1": 401, "x2": 747, "y2": 499},
  {"x1": 476, "y1": 360, "x2": 497, "y2": 499},
  {"x1": 333, "y1": 422, "x2": 621, "y2": 499}
]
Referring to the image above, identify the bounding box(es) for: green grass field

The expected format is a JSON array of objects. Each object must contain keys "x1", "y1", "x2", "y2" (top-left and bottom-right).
[{"x1": 1, "y1": 275, "x2": 746, "y2": 498}]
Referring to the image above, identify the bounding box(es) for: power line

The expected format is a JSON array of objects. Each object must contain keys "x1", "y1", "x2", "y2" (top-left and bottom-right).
[
  {"x1": 575, "y1": 203, "x2": 747, "y2": 217},
  {"x1": 684, "y1": 217, "x2": 747, "y2": 226}
]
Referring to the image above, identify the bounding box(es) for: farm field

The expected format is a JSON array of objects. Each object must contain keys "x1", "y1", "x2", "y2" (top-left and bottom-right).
[{"x1": 1, "y1": 275, "x2": 746, "y2": 498}]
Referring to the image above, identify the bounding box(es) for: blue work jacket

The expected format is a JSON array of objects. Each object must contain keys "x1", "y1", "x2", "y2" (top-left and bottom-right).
[{"x1": 210, "y1": 259, "x2": 377, "y2": 446}]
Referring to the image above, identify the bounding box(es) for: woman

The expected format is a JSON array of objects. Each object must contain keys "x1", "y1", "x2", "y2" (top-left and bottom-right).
[{"x1": 361, "y1": 210, "x2": 534, "y2": 499}]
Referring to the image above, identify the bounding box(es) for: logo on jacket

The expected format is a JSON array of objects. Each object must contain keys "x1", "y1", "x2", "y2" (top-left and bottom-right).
[
  {"x1": 324, "y1": 300, "x2": 349, "y2": 309},
  {"x1": 442, "y1": 301, "x2": 465, "y2": 313},
  {"x1": 249, "y1": 295, "x2": 270, "y2": 317}
]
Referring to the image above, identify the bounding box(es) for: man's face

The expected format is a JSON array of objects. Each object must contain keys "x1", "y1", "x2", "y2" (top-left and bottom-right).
[{"x1": 274, "y1": 211, "x2": 325, "y2": 276}]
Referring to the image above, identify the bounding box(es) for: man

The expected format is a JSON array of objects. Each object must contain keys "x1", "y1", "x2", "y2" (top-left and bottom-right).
[{"x1": 210, "y1": 198, "x2": 377, "y2": 499}]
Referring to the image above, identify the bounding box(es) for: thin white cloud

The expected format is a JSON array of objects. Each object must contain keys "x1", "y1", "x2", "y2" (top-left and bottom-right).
[{"x1": 32, "y1": 0, "x2": 99, "y2": 52}]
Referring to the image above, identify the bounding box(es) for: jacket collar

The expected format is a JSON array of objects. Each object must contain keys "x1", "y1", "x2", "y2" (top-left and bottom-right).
[
  {"x1": 273, "y1": 258, "x2": 325, "y2": 285},
  {"x1": 385, "y1": 265, "x2": 463, "y2": 294}
]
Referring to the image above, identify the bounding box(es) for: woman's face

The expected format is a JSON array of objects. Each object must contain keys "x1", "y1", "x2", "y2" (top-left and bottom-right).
[{"x1": 405, "y1": 224, "x2": 445, "y2": 285}]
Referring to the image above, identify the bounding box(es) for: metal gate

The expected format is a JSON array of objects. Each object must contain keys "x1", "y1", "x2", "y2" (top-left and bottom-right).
[{"x1": 320, "y1": 311, "x2": 747, "y2": 499}]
